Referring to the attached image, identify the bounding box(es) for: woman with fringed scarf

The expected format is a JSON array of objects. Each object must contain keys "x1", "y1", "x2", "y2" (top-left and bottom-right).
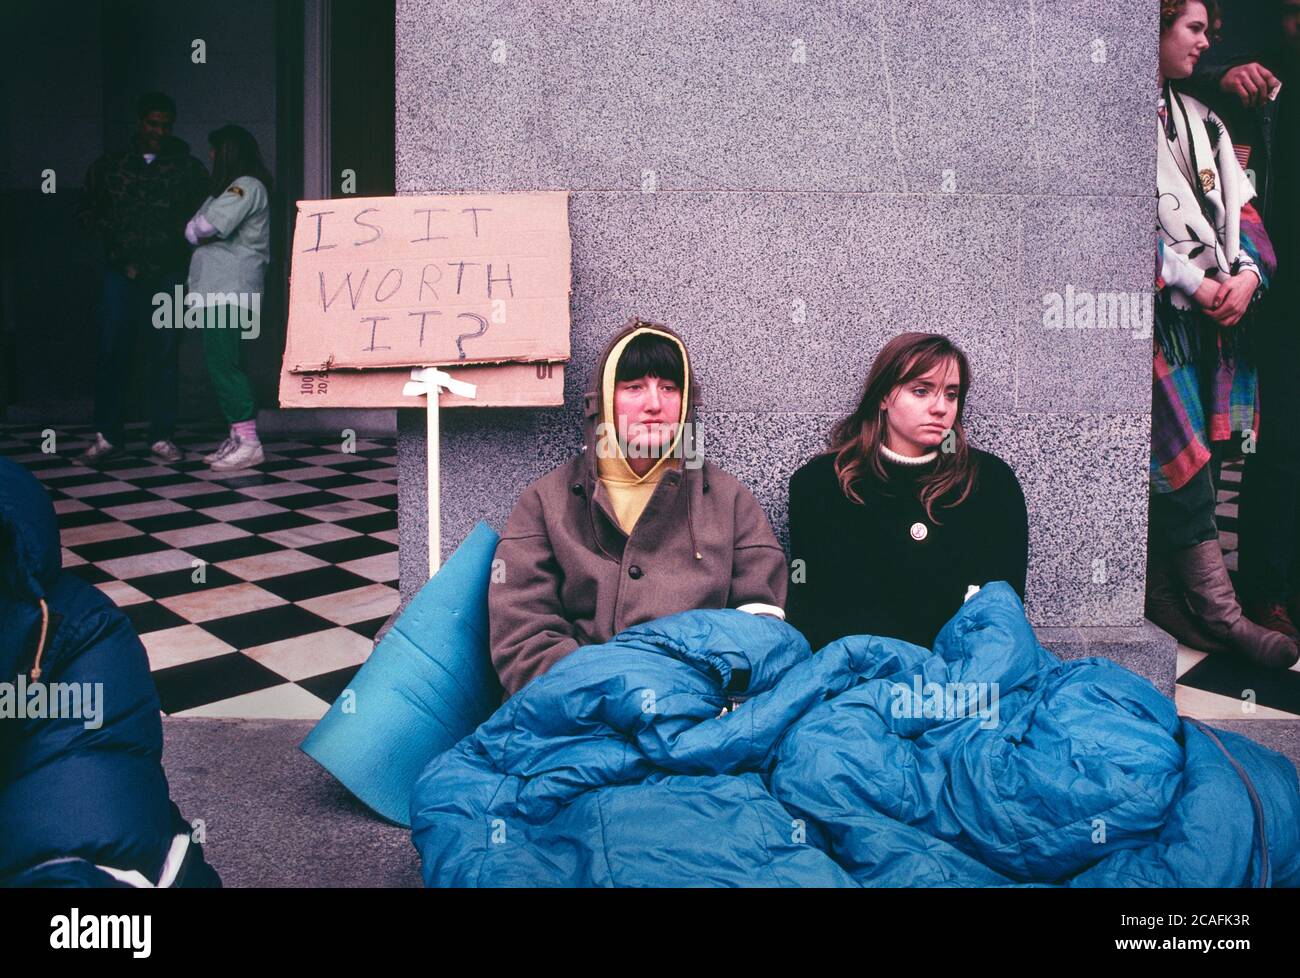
[{"x1": 1146, "y1": 0, "x2": 1296, "y2": 668}]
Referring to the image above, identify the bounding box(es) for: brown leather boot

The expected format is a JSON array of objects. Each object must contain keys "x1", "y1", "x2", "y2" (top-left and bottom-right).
[
  {"x1": 1144, "y1": 550, "x2": 1231, "y2": 654},
  {"x1": 1169, "y1": 540, "x2": 1300, "y2": 669},
  {"x1": 1243, "y1": 601, "x2": 1300, "y2": 641}
]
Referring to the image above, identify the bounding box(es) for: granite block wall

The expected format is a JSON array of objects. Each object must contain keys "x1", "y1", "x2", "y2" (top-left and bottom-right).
[{"x1": 394, "y1": 1, "x2": 1160, "y2": 634}]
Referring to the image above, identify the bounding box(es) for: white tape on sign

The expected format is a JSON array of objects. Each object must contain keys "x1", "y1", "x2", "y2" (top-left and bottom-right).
[{"x1": 402, "y1": 367, "x2": 479, "y2": 400}]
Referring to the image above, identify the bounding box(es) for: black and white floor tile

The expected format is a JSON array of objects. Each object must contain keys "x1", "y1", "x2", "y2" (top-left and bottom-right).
[
  {"x1": 1175, "y1": 456, "x2": 1300, "y2": 720},
  {"x1": 1, "y1": 422, "x2": 399, "y2": 719}
]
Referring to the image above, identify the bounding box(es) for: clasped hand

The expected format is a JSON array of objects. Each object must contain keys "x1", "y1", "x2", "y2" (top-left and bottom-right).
[{"x1": 1193, "y1": 271, "x2": 1258, "y2": 328}]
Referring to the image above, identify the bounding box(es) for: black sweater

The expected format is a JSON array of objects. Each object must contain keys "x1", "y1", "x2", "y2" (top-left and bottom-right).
[{"x1": 787, "y1": 448, "x2": 1028, "y2": 651}]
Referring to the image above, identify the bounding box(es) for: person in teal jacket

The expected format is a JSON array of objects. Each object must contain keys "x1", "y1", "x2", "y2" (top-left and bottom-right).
[{"x1": 184, "y1": 125, "x2": 272, "y2": 471}]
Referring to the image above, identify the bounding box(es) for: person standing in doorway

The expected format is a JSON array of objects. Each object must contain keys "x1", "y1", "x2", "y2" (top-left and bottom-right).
[
  {"x1": 185, "y1": 125, "x2": 272, "y2": 471},
  {"x1": 1145, "y1": 0, "x2": 1296, "y2": 668},
  {"x1": 75, "y1": 92, "x2": 209, "y2": 465},
  {"x1": 1187, "y1": 1, "x2": 1300, "y2": 638}
]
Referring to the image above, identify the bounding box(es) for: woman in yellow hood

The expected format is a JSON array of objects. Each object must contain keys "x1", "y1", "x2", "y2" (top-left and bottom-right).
[
  {"x1": 489, "y1": 317, "x2": 789, "y2": 698},
  {"x1": 595, "y1": 324, "x2": 692, "y2": 534}
]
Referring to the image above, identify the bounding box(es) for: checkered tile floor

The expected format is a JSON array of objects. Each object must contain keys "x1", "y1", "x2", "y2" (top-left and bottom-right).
[
  {"x1": 1175, "y1": 456, "x2": 1300, "y2": 721},
  {"x1": 1, "y1": 422, "x2": 399, "y2": 720}
]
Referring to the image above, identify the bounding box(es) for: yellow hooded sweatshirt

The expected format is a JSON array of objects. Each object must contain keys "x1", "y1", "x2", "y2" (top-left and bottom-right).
[{"x1": 595, "y1": 326, "x2": 691, "y2": 535}]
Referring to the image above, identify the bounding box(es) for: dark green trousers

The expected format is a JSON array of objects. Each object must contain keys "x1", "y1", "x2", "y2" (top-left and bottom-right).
[{"x1": 201, "y1": 303, "x2": 256, "y2": 423}]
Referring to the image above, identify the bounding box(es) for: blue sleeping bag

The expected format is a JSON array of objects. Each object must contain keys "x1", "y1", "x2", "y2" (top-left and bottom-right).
[
  {"x1": 410, "y1": 582, "x2": 1300, "y2": 887},
  {"x1": 0, "y1": 457, "x2": 218, "y2": 887}
]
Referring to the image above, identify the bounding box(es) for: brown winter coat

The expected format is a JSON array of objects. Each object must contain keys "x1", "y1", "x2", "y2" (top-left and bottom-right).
[{"x1": 489, "y1": 318, "x2": 789, "y2": 697}]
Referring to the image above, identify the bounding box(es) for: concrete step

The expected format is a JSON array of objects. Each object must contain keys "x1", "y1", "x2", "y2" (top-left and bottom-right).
[
  {"x1": 1037, "y1": 622, "x2": 1178, "y2": 697},
  {"x1": 1209, "y1": 719, "x2": 1300, "y2": 769}
]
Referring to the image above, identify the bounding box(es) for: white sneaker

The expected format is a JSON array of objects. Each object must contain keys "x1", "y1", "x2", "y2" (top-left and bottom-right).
[
  {"x1": 210, "y1": 437, "x2": 265, "y2": 471},
  {"x1": 203, "y1": 436, "x2": 237, "y2": 464},
  {"x1": 150, "y1": 439, "x2": 184, "y2": 463},
  {"x1": 75, "y1": 432, "x2": 123, "y2": 466}
]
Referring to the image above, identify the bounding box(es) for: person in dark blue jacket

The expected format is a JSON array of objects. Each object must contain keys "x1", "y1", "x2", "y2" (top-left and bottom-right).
[{"x1": 0, "y1": 457, "x2": 219, "y2": 887}]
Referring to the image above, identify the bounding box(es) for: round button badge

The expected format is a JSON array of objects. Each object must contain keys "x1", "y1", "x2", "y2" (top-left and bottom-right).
[{"x1": 909, "y1": 522, "x2": 928, "y2": 541}]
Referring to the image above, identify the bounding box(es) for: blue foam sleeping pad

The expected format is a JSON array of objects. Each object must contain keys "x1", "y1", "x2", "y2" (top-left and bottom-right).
[{"x1": 300, "y1": 521, "x2": 503, "y2": 826}]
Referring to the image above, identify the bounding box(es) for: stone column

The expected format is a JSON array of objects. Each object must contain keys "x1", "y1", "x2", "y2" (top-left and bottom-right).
[{"x1": 394, "y1": 1, "x2": 1173, "y2": 690}]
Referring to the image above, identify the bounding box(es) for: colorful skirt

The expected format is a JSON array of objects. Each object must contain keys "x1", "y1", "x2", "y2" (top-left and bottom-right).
[{"x1": 1150, "y1": 297, "x2": 1258, "y2": 494}]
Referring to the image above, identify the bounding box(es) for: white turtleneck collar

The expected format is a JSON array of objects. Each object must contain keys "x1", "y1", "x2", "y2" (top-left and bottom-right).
[{"x1": 880, "y1": 442, "x2": 938, "y2": 466}]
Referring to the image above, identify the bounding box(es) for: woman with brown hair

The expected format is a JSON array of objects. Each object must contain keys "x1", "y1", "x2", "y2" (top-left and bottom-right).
[
  {"x1": 185, "y1": 124, "x2": 273, "y2": 471},
  {"x1": 1145, "y1": 0, "x2": 1296, "y2": 667},
  {"x1": 787, "y1": 333, "x2": 1028, "y2": 652}
]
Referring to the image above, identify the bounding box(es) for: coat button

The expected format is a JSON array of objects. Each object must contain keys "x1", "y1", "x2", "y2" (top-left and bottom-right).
[
  {"x1": 628, "y1": 565, "x2": 643, "y2": 579},
  {"x1": 909, "y1": 522, "x2": 928, "y2": 541}
]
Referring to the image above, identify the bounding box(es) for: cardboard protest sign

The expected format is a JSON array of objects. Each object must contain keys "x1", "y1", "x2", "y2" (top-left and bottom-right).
[
  {"x1": 283, "y1": 191, "x2": 570, "y2": 372},
  {"x1": 278, "y1": 359, "x2": 564, "y2": 409}
]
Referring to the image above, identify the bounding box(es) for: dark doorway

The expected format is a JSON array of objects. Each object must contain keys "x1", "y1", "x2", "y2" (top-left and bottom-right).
[
  {"x1": 0, "y1": 0, "x2": 397, "y2": 430},
  {"x1": 329, "y1": 0, "x2": 396, "y2": 198}
]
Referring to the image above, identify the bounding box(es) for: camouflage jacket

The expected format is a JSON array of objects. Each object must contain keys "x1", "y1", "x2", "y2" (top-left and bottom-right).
[{"x1": 76, "y1": 135, "x2": 210, "y2": 278}]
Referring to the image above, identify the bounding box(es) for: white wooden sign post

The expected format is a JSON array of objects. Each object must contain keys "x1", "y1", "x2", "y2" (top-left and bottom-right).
[{"x1": 403, "y1": 367, "x2": 478, "y2": 576}]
